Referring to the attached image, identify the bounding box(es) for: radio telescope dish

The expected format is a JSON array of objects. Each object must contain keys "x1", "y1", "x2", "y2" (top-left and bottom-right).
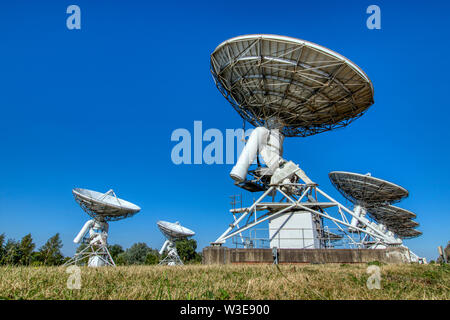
[
  {"x1": 369, "y1": 205, "x2": 416, "y2": 221},
  {"x1": 65, "y1": 188, "x2": 141, "y2": 267},
  {"x1": 329, "y1": 171, "x2": 408, "y2": 206},
  {"x1": 210, "y1": 35, "x2": 425, "y2": 262},
  {"x1": 157, "y1": 221, "x2": 195, "y2": 266},
  {"x1": 72, "y1": 188, "x2": 141, "y2": 221},
  {"x1": 390, "y1": 228, "x2": 422, "y2": 239},
  {"x1": 157, "y1": 221, "x2": 195, "y2": 240},
  {"x1": 368, "y1": 205, "x2": 417, "y2": 226},
  {"x1": 211, "y1": 34, "x2": 374, "y2": 137},
  {"x1": 385, "y1": 219, "x2": 419, "y2": 229},
  {"x1": 368, "y1": 205, "x2": 419, "y2": 237}
]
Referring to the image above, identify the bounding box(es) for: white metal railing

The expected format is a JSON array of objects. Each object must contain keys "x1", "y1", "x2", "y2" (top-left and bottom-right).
[{"x1": 231, "y1": 227, "x2": 363, "y2": 249}]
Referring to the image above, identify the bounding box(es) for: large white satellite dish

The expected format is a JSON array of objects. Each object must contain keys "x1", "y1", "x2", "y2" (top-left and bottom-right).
[
  {"x1": 157, "y1": 220, "x2": 195, "y2": 266},
  {"x1": 210, "y1": 35, "x2": 423, "y2": 262},
  {"x1": 64, "y1": 188, "x2": 141, "y2": 267},
  {"x1": 72, "y1": 188, "x2": 141, "y2": 221},
  {"x1": 211, "y1": 34, "x2": 374, "y2": 137}
]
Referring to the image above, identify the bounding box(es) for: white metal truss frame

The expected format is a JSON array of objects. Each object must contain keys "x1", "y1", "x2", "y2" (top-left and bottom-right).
[
  {"x1": 159, "y1": 240, "x2": 184, "y2": 266},
  {"x1": 64, "y1": 243, "x2": 116, "y2": 267},
  {"x1": 212, "y1": 181, "x2": 399, "y2": 248}
]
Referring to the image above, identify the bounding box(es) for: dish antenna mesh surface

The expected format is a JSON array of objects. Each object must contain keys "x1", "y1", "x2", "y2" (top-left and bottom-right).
[
  {"x1": 329, "y1": 171, "x2": 409, "y2": 206},
  {"x1": 391, "y1": 228, "x2": 422, "y2": 239},
  {"x1": 157, "y1": 221, "x2": 195, "y2": 266},
  {"x1": 368, "y1": 205, "x2": 421, "y2": 239},
  {"x1": 329, "y1": 173, "x2": 420, "y2": 239},
  {"x1": 72, "y1": 188, "x2": 141, "y2": 222},
  {"x1": 211, "y1": 34, "x2": 374, "y2": 137}
]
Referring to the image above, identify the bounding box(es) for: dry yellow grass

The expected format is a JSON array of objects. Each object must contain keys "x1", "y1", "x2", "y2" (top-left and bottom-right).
[{"x1": 0, "y1": 263, "x2": 448, "y2": 300}]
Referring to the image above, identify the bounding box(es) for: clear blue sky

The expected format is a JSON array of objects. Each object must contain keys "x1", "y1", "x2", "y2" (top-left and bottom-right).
[{"x1": 0, "y1": 0, "x2": 448, "y2": 261}]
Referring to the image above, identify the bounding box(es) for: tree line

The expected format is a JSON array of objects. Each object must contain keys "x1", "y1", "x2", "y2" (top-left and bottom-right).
[
  {"x1": 0, "y1": 233, "x2": 64, "y2": 266},
  {"x1": 0, "y1": 232, "x2": 202, "y2": 266}
]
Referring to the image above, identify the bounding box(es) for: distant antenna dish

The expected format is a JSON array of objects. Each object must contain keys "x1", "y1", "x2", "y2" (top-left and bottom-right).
[
  {"x1": 367, "y1": 205, "x2": 420, "y2": 238},
  {"x1": 368, "y1": 205, "x2": 416, "y2": 223},
  {"x1": 386, "y1": 219, "x2": 419, "y2": 229},
  {"x1": 390, "y1": 228, "x2": 422, "y2": 239},
  {"x1": 329, "y1": 171, "x2": 408, "y2": 206},
  {"x1": 65, "y1": 188, "x2": 141, "y2": 267},
  {"x1": 211, "y1": 34, "x2": 374, "y2": 137},
  {"x1": 157, "y1": 220, "x2": 195, "y2": 266},
  {"x1": 72, "y1": 188, "x2": 141, "y2": 221}
]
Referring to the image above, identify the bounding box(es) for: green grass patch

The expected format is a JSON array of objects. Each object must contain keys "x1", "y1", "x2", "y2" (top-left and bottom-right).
[{"x1": 0, "y1": 264, "x2": 448, "y2": 300}]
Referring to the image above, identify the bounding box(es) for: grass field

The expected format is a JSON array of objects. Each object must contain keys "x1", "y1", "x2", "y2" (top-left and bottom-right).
[{"x1": 0, "y1": 263, "x2": 448, "y2": 300}]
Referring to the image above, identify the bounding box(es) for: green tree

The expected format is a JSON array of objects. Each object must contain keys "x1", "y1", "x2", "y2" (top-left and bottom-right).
[
  {"x1": 115, "y1": 252, "x2": 128, "y2": 265},
  {"x1": 38, "y1": 233, "x2": 64, "y2": 266},
  {"x1": 3, "y1": 239, "x2": 21, "y2": 265},
  {"x1": 0, "y1": 233, "x2": 5, "y2": 264},
  {"x1": 437, "y1": 242, "x2": 450, "y2": 264},
  {"x1": 18, "y1": 233, "x2": 35, "y2": 265},
  {"x1": 122, "y1": 242, "x2": 152, "y2": 265},
  {"x1": 30, "y1": 251, "x2": 43, "y2": 266},
  {"x1": 145, "y1": 251, "x2": 160, "y2": 265},
  {"x1": 76, "y1": 243, "x2": 88, "y2": 254},
  {"x1": 108, "y1": 244, "x2": 124, "y2": 263},
  {"x1": 175, "y1": 239, "x2": 201, "y2": 263},
  {"x1": 193, "y1": 251, "x2": 202, "y2": 264},
  {"x1": 446, "y1": 242, "x2": 450, "y2": 262}
]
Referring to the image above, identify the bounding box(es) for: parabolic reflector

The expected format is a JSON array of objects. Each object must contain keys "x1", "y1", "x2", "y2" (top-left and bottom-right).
[
  {"x1": 329, "y1": 171, "x2": 409, "y2": 206},
  {"x1": 157, "y1": 221, "x2": 195, "y2": 240},
  {"x1": 72, "y1": 188, "x2": 141, "y2": 221},
  {"x1": 368, "y1": 205, "x2": 417, "y2": 226},
  {"x1": 368, "y1": 205, "x2": 420, "y2": 238},
  {"x1": 385, "y1": 219, "x2": 419, "y2": 229},
  {"x1": 369, "y1": 205, "x2": 416, "y2": 221},
  {"x1": 211, "y1": 34, "x2": 374, "y2": 137},
  {"x1": 391, "y1": 228, "x2": 422, "y2": 239}
]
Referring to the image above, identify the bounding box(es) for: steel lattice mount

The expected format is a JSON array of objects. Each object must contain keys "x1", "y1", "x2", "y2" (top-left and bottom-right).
[
  {"x1": 159, "y1": 241, "x2": 183, "y2": 266},
  {"x1": 212, "y1": 175, "x2": 421, "y2": 262},
  {"x1": 64, "y1": 244, "x2": 116, "y2": 267}
]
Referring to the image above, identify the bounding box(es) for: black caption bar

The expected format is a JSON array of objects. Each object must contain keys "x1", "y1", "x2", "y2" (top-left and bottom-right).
[{"x1": 1, "y1": 300, "x2": 444, "y2": 319}]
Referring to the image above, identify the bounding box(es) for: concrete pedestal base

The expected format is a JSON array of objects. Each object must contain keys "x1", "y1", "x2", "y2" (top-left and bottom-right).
[{"x1": 202, "y1": 246, "x2": 412, "y2": 264}]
